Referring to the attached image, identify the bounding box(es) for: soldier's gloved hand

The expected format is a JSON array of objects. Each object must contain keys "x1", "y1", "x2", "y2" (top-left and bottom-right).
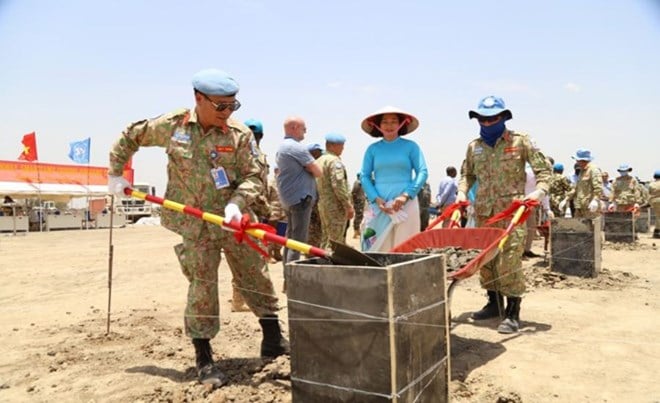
[
  {"x1": 456, "y1": 191, "x2": 467, "y2": 203},
  {"x1": 608, "y1": 203, "x2": 616, "y2": 212},
  {"x1": 524, "y1": 189, "x2": 546, "y2": 202},
  {"x1": 588, "y1": 198, "x2": 600, "y2": 212},
  {"x1": 108, "y1": 175, "x2": 130, "y2": 198},
  {"x1": 224, "y1": 203, "x2": 242, "y2": 224},
  {"x1": 558, "y1": 199, "x2": 568, "y2": 211}
]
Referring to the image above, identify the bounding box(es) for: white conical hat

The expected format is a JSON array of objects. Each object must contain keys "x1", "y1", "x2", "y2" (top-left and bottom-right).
[{"x1": 361, "y1": 106, "x2": 419, "y2": 137}]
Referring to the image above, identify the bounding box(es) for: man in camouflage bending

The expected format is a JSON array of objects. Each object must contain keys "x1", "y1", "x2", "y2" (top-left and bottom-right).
[{"x1": 107, "y1": 69, "x2": 288, "y2": 387}]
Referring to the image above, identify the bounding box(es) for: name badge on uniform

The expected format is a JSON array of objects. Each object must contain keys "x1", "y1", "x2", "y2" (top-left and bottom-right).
[
  {"x1": 172, "y1": 129, "x2": 191, "y2": 144},
  {"x1": 210, "y1": 167, "x2": 230, "y2": 189}
]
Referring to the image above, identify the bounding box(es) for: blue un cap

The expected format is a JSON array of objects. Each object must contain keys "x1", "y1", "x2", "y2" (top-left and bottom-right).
[
  {"x1": 469, "y1": 96, "x2": 513, "y2": 120},
  {"x1": 244, "y1": 118, "x2": 263, "y2": 135},
  {"x1": 324, "y1": 132, "x2": 346, "y2": 144},
  {"x1": 307, "y1": 143, "x2": 323, "y2": 152},
  {"x1": 654, "y1": 169, "x2": 660, "y2": 178},
  {"x1": 192, "y1": 69, "x2": 239, "y2": 96},
  {"x1": 553, "y1": 162, "x2": 564, "y2": 172},
  {"x1": 572, "y1": 148, "x2": 593, "y2": 162}
]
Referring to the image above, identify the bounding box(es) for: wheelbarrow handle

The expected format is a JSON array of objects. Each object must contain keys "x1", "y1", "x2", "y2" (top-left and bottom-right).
[
  {"x1": 124, "y1": 187, "x2": 330, "y2": 259},
  {"x1": 498, "y1": 205, "x2": 526, "y2": 250}
]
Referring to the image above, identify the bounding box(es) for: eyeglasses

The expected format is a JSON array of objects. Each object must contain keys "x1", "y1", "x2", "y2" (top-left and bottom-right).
[
  {"x1": 201, "y1": 93, "x2": 241, "y2": 112},
  {"x1": 477, "y1": 115, "x2": 501, "y2": 124}
]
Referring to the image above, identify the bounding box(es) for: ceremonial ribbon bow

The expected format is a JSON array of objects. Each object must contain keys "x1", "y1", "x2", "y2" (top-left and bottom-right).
[{"x1": 232, "y1": 214, "x2": 276, "y2": 258}]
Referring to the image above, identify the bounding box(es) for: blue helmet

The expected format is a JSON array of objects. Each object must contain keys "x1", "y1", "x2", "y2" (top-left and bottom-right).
[{"x1": 553, "y1": 162, "x2": 564, "y2": 173}]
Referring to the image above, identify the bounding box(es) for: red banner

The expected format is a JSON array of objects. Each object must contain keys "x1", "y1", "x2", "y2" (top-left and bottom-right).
[
  {"x1": 18, "y1": 132, "x2": 38, "y2": 161},
  {"x1": 0, "y1": 160, "x2": 133, "y2": 186}
]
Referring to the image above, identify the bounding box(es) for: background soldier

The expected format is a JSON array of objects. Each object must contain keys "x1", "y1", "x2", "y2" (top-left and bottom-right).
[
  {"x1": 650, "y1": 170, "x2": 660, "y2": 238},
  {"x1": 418, "y1": 182, "x2": 431, "y2": 231},
  {"x1": 351, "y1": 173, "x2": 365, "y2": 239},
  {"x1": 306, "y1": 143, "x2": 324, "y2": 249},
  {"x1": 560, "y1": 149, "x2": 603, "y2": 219},
  {"x1": 315, "y1": 133, "x2": 354, "y2": 248},
  {"x1": 548, "y1": 162, "x2": 572, "y2": 217},
  {"x1": 107, "y1": 69, "x2": 288, "y2": 387},
  {"x1": 608, "y1": 164, "x2": 641, "y2": 212}
]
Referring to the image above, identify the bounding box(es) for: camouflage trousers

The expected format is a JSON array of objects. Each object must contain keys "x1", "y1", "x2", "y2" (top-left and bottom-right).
[
  {"x1": 653, "y1": 200, "x2": 660, "y2": 229},
  {"x1": 476, "y1": 216, "x2": 526, "y2": 297},
  {"x1": 318, "y1": 205, "x2": 347, "y2": 249},
  {"x1": 174, "y1": 230, "x2": 279, "y2": 339},
  {"x1": 308, "y1": 202, "x2": 322, "y2": 249}
]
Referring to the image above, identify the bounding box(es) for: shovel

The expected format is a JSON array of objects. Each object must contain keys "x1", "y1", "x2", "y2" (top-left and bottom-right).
[{"x1": 123, "y1": 188, "x2": 382, "y2": 267}]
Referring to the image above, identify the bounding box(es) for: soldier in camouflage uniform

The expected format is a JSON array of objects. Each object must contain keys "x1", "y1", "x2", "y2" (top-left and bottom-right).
[
  {"x1": 307, "y1": 143, "x2": 324, "y2": 249},
  {"x1": 457, "y1": 96, "x2": 551, "y2": 334},
  {"x1": 607, "y1": 164, "x2": 641, "y2": 212},
  {"x1": 351, "y1": 174, "x2": 365, "y2": 239},
  {"x1": 548, "y1": 163, "x2": 573, "y2": 217},
  {"x1": 418, "y1": 182, "x2": 432, "y2": 231},
  {"x1": 107, "y1": 69, "x2": 287, "y2": 387},
  {"x1": 560, "y1": 149, "x2": 603, "y2": 219},
  {"x1": 650, "y1": 170, "x2": 660, "y2": 238},
  {"x1": 315, "y1": 133, "x2": 355, "y2": 249},
  {"x1": 266, "y1": 166, "x2": 286, "y2": 262},
  {"x1": 230, "y1": 118, "x2": 271, "y2": 312}
]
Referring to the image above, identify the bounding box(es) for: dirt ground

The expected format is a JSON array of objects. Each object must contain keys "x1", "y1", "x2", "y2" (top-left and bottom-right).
[{"x1": 0, "y1": 224, "x2": 658, "y2": 402}]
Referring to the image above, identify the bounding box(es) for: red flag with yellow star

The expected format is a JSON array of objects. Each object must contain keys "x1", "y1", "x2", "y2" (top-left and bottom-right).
[{"x1": 18, "y1": 132, "x2": 38, "y2": 161}]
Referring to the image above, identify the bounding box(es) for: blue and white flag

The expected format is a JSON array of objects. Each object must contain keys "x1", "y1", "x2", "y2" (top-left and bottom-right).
[{"x1": 68, "y1": 138, "x2": 90, "y2": 164}]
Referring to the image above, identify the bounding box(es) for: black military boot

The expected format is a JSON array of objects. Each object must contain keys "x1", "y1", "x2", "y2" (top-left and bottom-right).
[
  {"x1": 259, "y1": 315, "x2": 291, "y2": 358},
  {"x1": 471, "y1": 290, "x2": 504, "y2": 320},
  {"x1": 497, "y1": 297, "x2": 521, "y2": 334},
  {"x1": 192, "y1": 338, "x2": 227, "y2": 386}
]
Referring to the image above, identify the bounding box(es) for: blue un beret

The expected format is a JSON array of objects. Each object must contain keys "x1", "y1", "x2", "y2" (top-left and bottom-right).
[
  {"x1": 192, "y1": 69, "x2": 239, "y2": 96},
  {"x1": 325, "y1": 132, "x2": 346, "y2": 144}
]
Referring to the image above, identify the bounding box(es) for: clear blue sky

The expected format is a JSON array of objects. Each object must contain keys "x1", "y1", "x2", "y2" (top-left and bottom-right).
[{"x1": 1, "y1": 0, "x2": 659, "y2": 197}]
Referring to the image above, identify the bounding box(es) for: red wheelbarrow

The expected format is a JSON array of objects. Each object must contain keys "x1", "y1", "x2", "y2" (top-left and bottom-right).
[{"x1": 390, "y1": 201, "x2": 536, "y2": 310}]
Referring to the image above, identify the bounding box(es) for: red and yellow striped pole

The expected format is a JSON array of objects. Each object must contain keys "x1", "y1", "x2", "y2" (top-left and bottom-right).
[{"x1": 125, "y1": 188, "x2": 329, "y2": 259}]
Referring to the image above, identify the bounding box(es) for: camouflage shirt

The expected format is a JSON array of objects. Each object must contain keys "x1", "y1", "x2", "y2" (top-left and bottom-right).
[
  {"x1": 109, "y1": 108, "x2": 263, "y2": 239},
  {"x1": 315, "y1": 152, "x2": 352, "y2": 215},
  {"x1": 610, "y1": 176, "x2": 640, "y2": 206},
  {"x1": 566, "y1": 162, "x2": 602, "y2": 209},
  {"x1": 548, "y1": 173, "x2": 573, "y2": 214},
  {"x1": 458, "y1": 130, "x2": 551, "y2": 217}
]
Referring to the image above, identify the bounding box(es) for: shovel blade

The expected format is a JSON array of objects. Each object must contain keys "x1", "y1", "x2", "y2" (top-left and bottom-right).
[{"x1": 329, "y1": 240, "x2": 383, "y2": 267}]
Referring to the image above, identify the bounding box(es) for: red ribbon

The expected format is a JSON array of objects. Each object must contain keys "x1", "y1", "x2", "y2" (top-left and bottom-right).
[
  {"x1": 426, "y1": 201, "x2": 470, "y2": 231},
  {"x1": 232, "y1": 214, "x2": 276, "y2": 258},
  {"x1": 485, "y1": 199, "x2": 540, "y2": 226}
]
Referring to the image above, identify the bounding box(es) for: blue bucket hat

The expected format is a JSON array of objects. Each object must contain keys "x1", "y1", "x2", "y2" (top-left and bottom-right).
[
  {"x1": 324, "y1": 132, "x2": 346, "y2": 144},
  {"x1": 469, "y1": 96, "x2": 513, "y2": 120},
  {"x1": 553, "y1": 162, "x2": 564, "y2": 172},
  {"x1": 617, "y1": 163, "x2": 632, "y2": 172},
  {"x1": 244, "y1": 118, "x2": 263, "y2": 135},
  {"x1": 571, "y1": 148, "x2": 593, "y2": 162},
  {"x1": 192, "y1": 69, "x2": 239, "y2": 96}
]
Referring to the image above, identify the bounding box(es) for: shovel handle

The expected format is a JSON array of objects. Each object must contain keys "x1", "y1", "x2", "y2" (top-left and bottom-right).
[
  {"x1": 125, "y1": 188, "x2": 329, "y2": 259},
  {"x1": 498, "y1": 205, "x2": 526, "y2": 250}
]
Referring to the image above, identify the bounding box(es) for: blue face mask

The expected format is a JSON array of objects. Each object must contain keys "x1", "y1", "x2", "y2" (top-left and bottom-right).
[{"x1": 479, "y1": 120, "x2": 506, "y2": 147}]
